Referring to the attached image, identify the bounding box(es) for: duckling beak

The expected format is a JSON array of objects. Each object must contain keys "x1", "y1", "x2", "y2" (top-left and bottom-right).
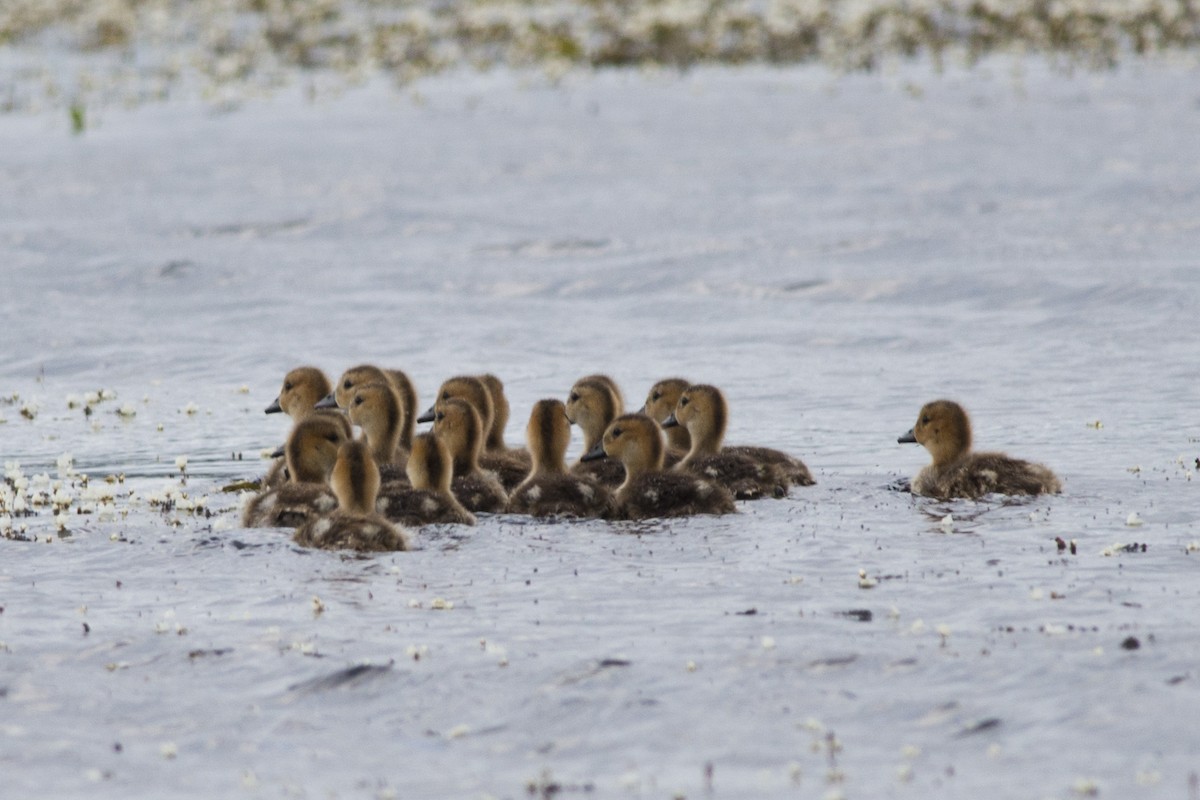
[
  {"x1": 269, "y1": 444, "x2": 285, "y2": 458},
  {"x1": 662, "y1": 413, "x2": 679, "y2": 428},
  {"x1": 417, "y1": 405, "x2": 435, "y2": 424},
  {"x1": 264, "y1": 398, "x2": 282, "y2": 414},
  {"x1": 897, "y1": 428, "x2": 917, "y2": 444},
  {"x1": 314, "y1": 393, "x2": 339, "y2": 410},
  {"x1": 580, "y1": 441, "x2": 608, "y2": 462}
]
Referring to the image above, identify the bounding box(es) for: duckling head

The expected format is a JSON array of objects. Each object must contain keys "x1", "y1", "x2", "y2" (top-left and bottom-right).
[
  {"x1": 526, "y1": 398, "x2": 571, "y2": 475},
  {"x1": 432, "y1": 397, "x2": 485, "y2": 475},
  {"x1": 640, "y1": 377, "x2": 691, "y2": 450},
  {"x1": 267, "y1": 366, "x2": 331, "y2": 419},
  {"x1": 578, "y1": 374, "x2": 625, "y2": 415},
  {"x1": 406, "y1": 431, "x2": 453, "y2": 494},
  {"x1": 418, "y1": 375, "x2": 495, "y2": 436},
  {"x1": 663, "y1": 384, "x2": 726, "y2": 456},
  {"x1": 286, "y1": 415, "x2": 350, "y2": 484},
  {"x1": 346, "y1": 381, "x2": 404, "y2": 463},
  {"x1": 565, "y1": 377, "x2": 622, "y2": 451},
  {"x1": 898, "y1": 399, "x2": 972, "y2": 466},
  {"x1": 330, "y1": 439, "x2": 381, "y2": 515},
  {"x1": 582, "y1": 413, "x2": 665, "y2": 477},
  {"x1": 476, "y1": 373, "x2": 509, "y2": 451},
  {"x1": 315, "y1": 364, "x2": 390, "y2": 410}
]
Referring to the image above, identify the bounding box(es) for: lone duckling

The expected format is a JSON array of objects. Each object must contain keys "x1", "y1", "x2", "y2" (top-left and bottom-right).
[
  {"x1": 294, "y1": 439, "x2": 411, "y2": 552},
  {"x1": 898, "y1": 399, "x2": 1063, "y2": 500},
  {"x1": 507, "y1": 399, "x2": 613, "y2": 518},
  {"x1": 565, "y1": 376, "x2": 626, "y2": 487},
  {"x1": 432, "y1": 397, "x2": 509, "y2": 514},
  {"x1": 320, "y1": 364, "x2": 419, "y2": 451},
  {"x1": 663, "y1": 384, "x2": 792, "y2": 500},
  {"x1": 419, "y1": 375, "x2": 529, "y2": 490},
  {"x1": 243, "y1": 415, "x2": 346, "y2": 528},
  {"x1": 376, "y1": 432, "x2": 476, "y2": 527},
  {"x1": 582, "y1": 413, "x2": 735, "y2": 520},
  {"x1": 319, "y1": 381, "x2": 409, "y2": 482}
]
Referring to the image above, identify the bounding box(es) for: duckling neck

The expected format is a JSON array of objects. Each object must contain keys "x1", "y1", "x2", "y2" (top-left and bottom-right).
[
  {"x1": 362, "y1": 415, "x2": 402, "y2": 465},
  {"x1": 683, "y1": 422, "x2": 722, "y2": 463},
  {"x1": 664, "y1": 425, "x2": 691, "y2": 452}
]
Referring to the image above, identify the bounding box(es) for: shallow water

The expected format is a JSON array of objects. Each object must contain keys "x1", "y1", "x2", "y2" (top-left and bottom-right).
[{"x1": 2, "y1": 60, "x2": 1199, "y2": 798}]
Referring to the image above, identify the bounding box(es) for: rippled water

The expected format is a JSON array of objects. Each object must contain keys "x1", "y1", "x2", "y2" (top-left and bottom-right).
[{"x1": 2, "y1": 60, "x2": 1199, "y2": 798}]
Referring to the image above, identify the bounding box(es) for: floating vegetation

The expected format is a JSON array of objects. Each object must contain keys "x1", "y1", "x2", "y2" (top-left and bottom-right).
[{"x1": 2, "y1": 0, "x2": 1199, "y2": 114}]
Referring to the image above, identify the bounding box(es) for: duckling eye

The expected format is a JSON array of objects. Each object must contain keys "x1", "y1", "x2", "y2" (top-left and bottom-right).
[
  {"x1": 343, "y1": 379, "x2": 352, "y2": 389},
  {"x1": 284, "y1": 382, "x2": 293, "y2": 391},
  {"x1": 435, "y1": 412, "x2": 445, "y2": 422},
  {"x1": 611, "y1": 427, "x2": 622, "y2": 438},
  {"x1": 921, "y1": 416, "x2": 930, "y2": 425},
  {"x1": 569, "y1": 392, "x2": 579, "y2": 403},
  {"x1": 354, "y1": 396, "x2": 364, "y2": 406},
  {"x1": 325, "y1": 433, "x2": 338, "y2": 443},
  {"x1": 680, "y1": 397, "x2": 689, "y2": 407},
  {"x1": 651, "y1": 392, "x2": 661, "y2": 401},
  {"x1": 442, "y1": 391, "x2": 450, "y2": 400}
]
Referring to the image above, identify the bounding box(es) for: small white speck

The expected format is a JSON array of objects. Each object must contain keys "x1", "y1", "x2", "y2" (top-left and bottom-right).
[
  {"x1": 685, "y1": 660, "x2": 698, "y2": 672},
  {"x1": 1071, "y1": 777, "x2": 1100, "y2": 796},
  {"x1": 1125, "y1": 512, "x2": 1143, "y2": 527},
  {"x1": 182, "y1": 402, "x2": 199, "y2": 415},
  {"x1": 174, "y1": 456, "x2": 188, "y2": 472},
  {"x1": 159, "y1": 742, "x2": 177, "y2": 760},
  {"x1": 430, "y1": 598, "x2": 454, "y2": 610},
  {"x1": 939, "y1": 513, "x2": 953, "y2": 532},
  {"x1": 445, "y1": 724, "x2": 470, "y2": 739},
  {"x1": 116, "y1": 403, "x2": 137, "y2": 418},
  {"x1": 761, "y1": 635, "x2": 776, "y2": 650},
  {"x1": 311, "y1": 596, "x2": 325, "y2": 615}
]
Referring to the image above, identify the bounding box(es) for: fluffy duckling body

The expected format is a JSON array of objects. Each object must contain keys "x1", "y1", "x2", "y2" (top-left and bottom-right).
[
  {"x1": 583, "y1": 414, "x2": 735, "y2": 520},
  {"x1": 294, "y1": 440, "x2": 410, "y2": 552},
  {"x1": 899, "y1": 400, "x2": 1062, "y2": 500},
  {"x1": 507, "y1": 399, "x2": 613, "y2": 518},
  {"x1": 665, "y1": 384, "x2": 792, "y2": 500},
  {"x1": 432, "y1": 398, "x2": 509, "y2": 514},
  {"x1": 376, "y1": 432, "x2": 476, "y2": 526},
  {"x1": 565, "y1": 376, "x2": 627, "y2": 487},
  {"x1": 243, "y1": 415, "x2": 346, "y2": 528}
]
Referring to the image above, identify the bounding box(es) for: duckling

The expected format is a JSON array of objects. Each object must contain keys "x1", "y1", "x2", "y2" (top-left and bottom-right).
[
  {"x1": 261, "y1": 366, "x2": 344, "y2": 489},
  {"x1": 664, "y1": 384, "x2": 793, "y2": 500},
  {"x1": 582, "y1": 414, "x2": 735, "y2": 520},
  {"x1": 319, "y1": 364, "x2": 419, "y2": 450},
  {"x1": 294, "y1": 440, "x2": 411, "y2": 552},
  {"x1": 578, "y1": 374, "x2": 626, "y2": 415},
  {"x1": 565, "y1": 376, "x2": 626, "y2": 487},
  {"x1": 507, "y1": 399, "x2": 613, "y2": 518},
  {"x1": 419, "y1": 375, "x2": 529, "y2": 490},
  {"x1": 432, "y1": 398, "x2": 509, "y2": 514},
  {"x1": 375, "y1": 432, "x2": 476, "y2": 526},
  {"x1": 639, "y1": 377, "x2": 692, "y2": 452},
  {"x1": 898, "y1": 399, "x2": 1063, "y2": 500},
  {"x1": 243, "y1": 415, "x2": 346, "y2": 528},
  {"x1": 321, "y1": 381, "x2": 410, "y2": 483}
]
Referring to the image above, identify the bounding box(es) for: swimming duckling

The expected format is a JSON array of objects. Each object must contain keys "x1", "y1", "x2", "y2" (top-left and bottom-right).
[
  {"x1": 243, "y1": 415, "x2": 346, "y2": 528},
  {"x1": 664, "y1": 384, "x2": 794, "y2": 499},
  {"x1": 898, "y1": 399, "x2": 1063, "y2": 500},
  {"x1": 432, "y1": 398, "x2": 509, "y2": 514},
  {"x1": 261, "y1": 366, "x2": 345, "y2": 488},
  {"x1": 639, "y1": 377, "x2": 691, "y2": 452},
  {"x1": 319, "y1": 364, "x2": 419, "y2": 451},
  {"x1": 582, "y1": 414, "x2": 735, "y2": 520},
  {"x1": 375, "y1": 432, "x2": 476, "y2": 526},
  {"x1": 565, "y1": 376, "x2": 626, "y2": 487},
  {"x1": 321, "y1": 381, "x2": 409, "y2": 483},
  {"x1": 294, "y1": 439, "x2": 411, "y2": 552},
  {"x1": 419, "y1": 375, "x2": 528, "y2": 490},
  {"x1": 507, "y1": 399, "x2": 613, "y2": 518}
]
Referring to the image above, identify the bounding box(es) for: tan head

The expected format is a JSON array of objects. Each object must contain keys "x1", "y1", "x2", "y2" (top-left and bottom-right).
[
  {"x1": 330, "y1": 439, "x2": 381, "y2": 515},
  {"x1": 419, "y1": 376, "x2": 495, "y2": 438},
  {"x1": 431, "y1": 397, "x2": 484, "y2": 476},
  {"x1": 267, "y1": 366, "x2": 331, "y2": 419},
  {"x1": 476, "y1": 373, "x2": 509, "y2": 451},
  {"x1": 640, "y1": 377, "x2": 691, "y2": 450},
  {"x1": 406, "y1": 432, "x2": 454, "y2": 494},
  {"x1": 346, "y1": 381, "x2": 405, "y2": 466},
  {"x1": 578, "y1": 374, "x2": 625, "y2": 415},
  {"x1": 582, "y1": 413, "x2": 665, "y2": 488},
  {"x1": 898, "y1": 399, "x2": 973, "y2": 467},
  {"x1": 328, "y1": 364, "x2": 391, "y2": 409},
  {"x1": 664, "y1": 384, "x2": 726, "y2": 458},
  {"x1": 565, "y1": 377, "x2": 622, "y2": 451},
  {"x1": 285, "y1": 415, "x2": 351, "y2": 484},
  {"x1": 525, "y1": 398, "x2": 571, "y2": 476}
]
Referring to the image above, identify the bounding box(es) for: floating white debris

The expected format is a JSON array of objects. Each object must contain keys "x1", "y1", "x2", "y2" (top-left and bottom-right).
[
  {"x1": 1086, "y1": 420, "x2": 1103, "y2": 429},
  {"x1": 84, "y1": 391, "x2": 101, "y2": 406},
  {"x1": 66, "y1": 394, "x2": 82, "y2": 409},
  {"x1": 987, "y1": 744, "x2": 1003, "y2": 758},
  {"x1": 1126, "y1": 465, "x2": 1141, "y2": 474},
  {"x1": 430, "y1": 598, "x2": 454, "y2": 610},
  {"x1": 19, "y1": 401, "x2": 38, "y2": 420},
  {"x1": 237, "y1": 385, "x2": 250, "y2": 394},
  {"x1": 858, "y1": 568, "x2": 877, "y2": 589},
  {"x1": 1071, "y1": 777, "x2": 1100, "y2": 796},
  {"x1": 896, "y1": 765, "x2": 913, "y2": 783},
  {"x1": 936, "y1": 623, "x2": 951, "y2": 639},
  {"x1": 311, "y1": 596, "x2": 325, "y2": 615},
  {"x1": 445, "y1": 724, "x2": 469, "y2": 740},
  {"x1": 406, "y1": 644, "x2": 430, "y2": 660},
  {"x1": 939, "y1": 513, "x2": 954, "y2": 532},
  {"x1": 159, "y1": 742, "x2": 178, "y2": 760},
  {"x1": 1125, "y1": 512, "x2": 1143, "y2": 527},
  {"x1": 100, "y1": 389, "x2": 117, "y2": 401},
  {"x1": 901, "y1": 745, "x2": 921, "y2": 759},
  {"x1": 1043, "y1": 623, "x2": 1069, "y2": 636},
  {"x1": 761, "y1": 635, "x2": 776, "y2": 649},
  {"x1": 116, "y1": 403, "x2": 137, "y2": 418},
  {"x1": 182, "y1": 402, "x2": 199, "y2": 415},
  {"x1": 686, "y1": 660, "x2": 698, "y2": 672},
  {"x1": 241, "y1": 770, "x2": 259, "y2": 789},
  {"x1": 175, "y1": 456, "x2": 188, "y2": 473},
  {"x1": 1030, "y1": 588, "x2": 1045, "y2": 600},
  {"x1": 909, "y1": 619, "x2": 926, "y2": 634},
  {"x1": 1186, "y1": 542, "x2": 1200, "y2": 554}
]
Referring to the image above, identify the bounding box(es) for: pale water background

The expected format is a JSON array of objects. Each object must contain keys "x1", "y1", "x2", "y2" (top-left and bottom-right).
[{"x1": 1, "y1": 58, "x2": 1199, "y2": 798}]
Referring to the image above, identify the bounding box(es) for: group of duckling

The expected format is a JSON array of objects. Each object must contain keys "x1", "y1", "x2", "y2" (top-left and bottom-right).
[{"x1": 242, "y1": 365, "x2": 1061, "y2": 553}]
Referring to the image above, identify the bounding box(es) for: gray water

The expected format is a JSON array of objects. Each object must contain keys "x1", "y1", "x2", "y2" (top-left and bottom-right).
[{"x1": 2, "y1": 60, "x2": 1199, "y2": 799}]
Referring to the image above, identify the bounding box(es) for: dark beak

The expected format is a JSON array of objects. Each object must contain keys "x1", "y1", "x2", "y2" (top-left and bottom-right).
[
  {"x1": 416, "y1": 405, "x2": 435, "y2": 424},
  {"x1": 662, "y1": 413, "x2": 679, "y2": 429},
  {"x1": 270, "y1": 445, "x2": 285, "y2": 458},
  {"x1": 580, "y1": 441, "x2": 608, "y2": 462},
  {"x1": 264, "y1": 398, "x2": 282, "y2": 414},
  {"x1": 897, "y1": 428, "x2": 917, "y2": 444},
  {"x1": 314, "y1": 393, "x2": 339, "y2": 410}
]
